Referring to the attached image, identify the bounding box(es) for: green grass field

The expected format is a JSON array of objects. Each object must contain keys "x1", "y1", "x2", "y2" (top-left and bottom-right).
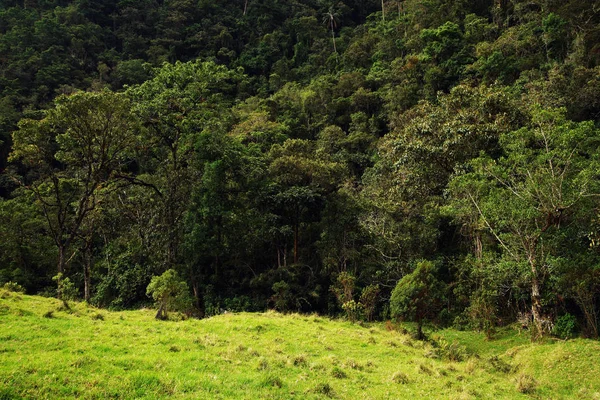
[{"x1": 1, "y1": 289, "x2": 599, "y2": 399}]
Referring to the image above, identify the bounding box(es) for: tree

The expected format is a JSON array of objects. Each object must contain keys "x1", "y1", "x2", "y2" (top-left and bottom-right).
[
  {"x1": 127, "y1": 60, "x2": 245, "y2": 271},
  {"x1": 390, "y1": 260, "x2": 445, "y2": 339},
  {"x1": 323, "y1": 6, "x2": 340, "y2": 63},
  {"x1": 146, "y1": 269, "x2": 191, "y2": 320},
  {"x1": 9, "y1": 90, "x2": 138, "y2": 297},
  {"x1": 448, "y1": 107, "x2": 600, "y2": 337}
]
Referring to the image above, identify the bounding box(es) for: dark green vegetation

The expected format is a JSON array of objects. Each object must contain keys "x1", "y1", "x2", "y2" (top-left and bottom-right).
[
  {"x1": 2, "y1": 290, "x2": 600, "y2": 399},
  {"x1": 1, "y1": 0, "x2": 600, "y2": 340}
]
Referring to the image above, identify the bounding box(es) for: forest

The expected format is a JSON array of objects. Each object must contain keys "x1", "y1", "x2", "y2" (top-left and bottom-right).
[{"x1": 1, "y1": 0, "x2": 600, "y2": 339}]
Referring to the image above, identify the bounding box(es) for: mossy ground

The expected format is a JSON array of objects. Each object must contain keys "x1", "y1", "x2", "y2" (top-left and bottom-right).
[{"x1": 1, "y1": 290, "x2": 599, "y2": 399}]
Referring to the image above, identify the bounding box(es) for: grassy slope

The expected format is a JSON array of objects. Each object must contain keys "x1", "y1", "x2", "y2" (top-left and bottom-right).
[{"x1": 1, "y1": 291, "x2": 599, "y2": 399}]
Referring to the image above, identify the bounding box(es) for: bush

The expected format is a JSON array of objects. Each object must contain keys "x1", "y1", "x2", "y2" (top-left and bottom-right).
[
  {"x1": 2, "y1": 282, "x2": 25, "y2": 293},
  {"x1": 359, "y1": 284, "x2": 380, "y2": 322},
  {"x1": 224, "y1": 296, "x2": 252, "y2": 312},
  {"x1": 468, "y1": 290, "x2": 498, "y2": 339},
  {"x1": 552, "y1": 313, "x2": 578, "y2": 340},
  {"x1": 271, "y1": 281, "x2": 293, "y2": 312},
  {"x1": 146, "y1": 269, "x2": 192, "y2": 320},
  {"x1": 52, "y1": 273, "x2": 78, "y2": 303},
  {"x1": 342, "y1": 300, "x2": 363, "y2": 322},
  {"x1": 390, "y1": 260, "x2": 445, "y2": 339},
  {"x1": 331, "y1": 272, "x2": 357, "y2": 319}
]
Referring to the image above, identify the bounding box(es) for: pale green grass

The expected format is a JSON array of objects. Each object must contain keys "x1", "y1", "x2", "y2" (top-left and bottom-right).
[{"x1": 0, "y1": 290, "x2": 598, "y2": 399}]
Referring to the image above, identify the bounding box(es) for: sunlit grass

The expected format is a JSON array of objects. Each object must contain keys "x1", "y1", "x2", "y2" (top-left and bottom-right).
[{"x1": 1, "y1": 290, "x2": 599, "y2": 399}]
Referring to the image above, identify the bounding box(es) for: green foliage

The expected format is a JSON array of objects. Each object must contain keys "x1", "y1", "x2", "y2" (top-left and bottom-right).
[
  {"x1": 146, "y1": 269, "x2": 192, "y2": 320},
  {"x1": 390, "y1": 261, "x2": 445, "y2": 339},
  {"x1": 341, "y1": 300, "x2": 363, "y2": 323},
  {"x1": 359, "y1": 284, "x2": 380, "y2": 322},
  {"x1": 448, "y1": 106, "x2": 600, "y2": 335},
  {"x1": 1, "y1": 0, "x2": 600, "y2": 331},
  {"x1": 552, "y1": 314, "x2": 578, "y2": 340},
  {"x1": 331, "y1": 271, "x2": 356, "y2": 306},
  {"x1": 2, "y1": 282, "x2": 25, "y2": 293},
  {"x1": 52, "y1": 273, "x2": 77, "y2": 302}
]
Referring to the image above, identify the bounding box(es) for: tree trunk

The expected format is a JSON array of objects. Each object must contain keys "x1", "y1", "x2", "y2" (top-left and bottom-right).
[
  {"x1": 293, "y1": 222, "x2": 299, "y2": 264},
  {"x1": 155, "y1": 302, "x2": 166, "y2": 320},
  {"x1": 56, "y1": 244, "x2": 66, "y2": 300},
  {"x1": 530, "y1": 269, "x2": 544, "y2": 338},
  {"x1": 84, "y1": 258, "x2": 91, "y2": 303},
  {"x1": 381, "y1": 0, "x2": 385, "y2": 21},
  {"x1": 83, "y1": 238, "x2": 93, "y2": 303},
  {"x1": 192, "y1": 280, "x2": 203, "y2": 318},
  {"x1": 331, "y1": 28, "x2": 338, "y2": 62},
  {"x1": 243, "y1": 0, "x2": 248, "y2": 15},
  {"x1": 57, "y1": 244, "x2": 66, "y2": 275},
  {"x1": 416, "y1": 320, "x2": 424, "y2": 340}
]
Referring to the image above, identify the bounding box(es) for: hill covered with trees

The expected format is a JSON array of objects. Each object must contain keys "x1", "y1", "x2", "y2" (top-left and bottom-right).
[{"x1": 1, "y1": 0, "x2": 600, "y2": 338}]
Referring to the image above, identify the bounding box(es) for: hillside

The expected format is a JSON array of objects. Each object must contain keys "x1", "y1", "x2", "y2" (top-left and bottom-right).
[{"x1": 1, "y1": 290, "x2": 599, "y2": 399}]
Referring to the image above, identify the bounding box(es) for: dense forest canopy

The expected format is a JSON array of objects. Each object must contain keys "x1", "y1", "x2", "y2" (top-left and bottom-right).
[{"x1": 1, "y1": 0, "x2": 600, "y2": 337}]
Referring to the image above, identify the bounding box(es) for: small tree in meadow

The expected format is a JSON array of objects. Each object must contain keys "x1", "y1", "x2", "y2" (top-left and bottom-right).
[
  {"x1": 390, "y1": 260, "x2": 445, "y2": 339},
  {"x1": 360, "y1": 284, "x2": 380, "y2": 322},
  {"x1": 146, "y1": 269, "x2": 192, "y2": 320}
]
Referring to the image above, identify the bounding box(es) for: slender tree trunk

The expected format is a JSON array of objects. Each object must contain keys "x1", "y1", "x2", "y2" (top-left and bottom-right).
[
  {"x1": 243, "y1": 0, "x2": 248, "y2": 15},
  {"x1": 530, "y1": 265, "x2": 544, "y2": 337},
  {"x1": 156, "y1": 302, "x2": 166, "y2": 320},
  {"x1": 474, "y1": 231, "x2": 483, "y2": 259},
  {"x1": 381, "y1": 0, "x2": 385, "y2": 21},
  {"x1": 294, "y1": 222, "x2": 299, "y2": 264},
  {"x1": 56, "y1": 244, "x2": 66, "y2": 300},
  {"x1": 277, "y1": 247, "x2": 282, "y2": 268},
  {"x1": 84, "y1": 249, "x2": 92, "y2": 302},
  {"x1": 191, "y1": 279, "x2": 203, "y2": 318},
  {"x1": 57, "y1": 244, "x2": 66, "y2": 275},
  {"x1": 331, "y1": 27, "x2": 338, "y2": 63},
  {"x1": 416, "y1": 320, "x2": 424, "y2": 340}
]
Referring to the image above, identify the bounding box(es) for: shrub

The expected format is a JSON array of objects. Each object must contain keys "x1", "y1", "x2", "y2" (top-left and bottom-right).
[
  {"x1": 223, "y1": 296, "x2": 253, "y2": 312},
  {"x1": 2, "y1": 282, "x2": 25, "y2": 293},
  {"x1": 390, "y1": 260, "x2": 445, "y2": 339},
  {"x1": 52, "y1": 273, "x2": 78, "y2": 303},
  {"x1": 331, "y1": 272, "x2": 356, "y2": 305},
  {"x1": 146, "y1": 269, "x2": 192, "y2": 320},
  {"x1": 552, "y1": 313, "x2": 578, "y2": 340},
  {"x1": 342, "y1": 300, "x2": 363, "y2": 322},
  {"x1": 468, "y1": 290, "x2": 497, "y2": 339},
  {"x1": 271, "y1": 281, "x2": 293, "y2": 312},
  {"x1": 359, "y1": 284, "x2": 380, "y2": 322}
]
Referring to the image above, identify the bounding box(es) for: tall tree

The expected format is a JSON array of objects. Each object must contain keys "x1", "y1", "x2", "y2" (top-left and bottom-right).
[
  {"x1": 449, "y1": 107, "x2": 600, "y2": 337},
  {"x1": 127, "y1": 60, "x2": 246, "y2": 271},
  {"x1": 9, "y1": 90, "x2": 138, "y2": 294},
  {"x1": 323, "y1": 6, "x2": 340, "y2": 63}
]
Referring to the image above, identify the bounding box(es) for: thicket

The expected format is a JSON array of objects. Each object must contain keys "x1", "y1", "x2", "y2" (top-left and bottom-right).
[{"x1": 1, "y1": 0, "x2": 599, "y2": 337}]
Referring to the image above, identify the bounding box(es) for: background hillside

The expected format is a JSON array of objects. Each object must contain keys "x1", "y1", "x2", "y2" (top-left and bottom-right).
[{"x1": 1, "y1": 0, "x2": 600, "y2": 336}]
